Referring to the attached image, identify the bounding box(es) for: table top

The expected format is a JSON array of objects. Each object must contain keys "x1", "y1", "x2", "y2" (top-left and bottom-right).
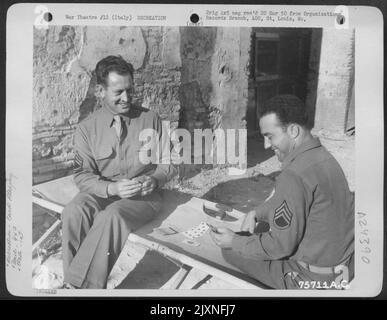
[{"x1": 135, "y1": 190, "x2": 260, "y2": 284}]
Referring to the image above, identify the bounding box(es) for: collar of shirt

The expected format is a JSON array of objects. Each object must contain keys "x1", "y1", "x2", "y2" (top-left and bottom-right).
[
  {"x1": 281, "y1": 137, "x2": 322, "y2": 170},
  {"x1": 97, "y1": 106, "x2": 132, "y2": 128}
]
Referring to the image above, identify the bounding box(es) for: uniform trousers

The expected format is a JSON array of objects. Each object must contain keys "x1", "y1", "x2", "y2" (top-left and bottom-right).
[
  {"x1": 222, "y1": 249, "x2": 354, "y2": 289},
  {"x1": 62, "y1": 191, "x2": 162, "y2": 289}
]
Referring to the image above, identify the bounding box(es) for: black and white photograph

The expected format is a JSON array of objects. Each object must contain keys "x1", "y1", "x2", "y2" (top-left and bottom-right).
[{"x1": 5, "y1": 4, "x2": 384, "y2": 298}]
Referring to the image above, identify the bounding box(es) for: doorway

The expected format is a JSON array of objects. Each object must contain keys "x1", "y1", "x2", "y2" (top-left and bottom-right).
[{"x1": 246, "y1": 28, "x2": 315, "y2": 167}]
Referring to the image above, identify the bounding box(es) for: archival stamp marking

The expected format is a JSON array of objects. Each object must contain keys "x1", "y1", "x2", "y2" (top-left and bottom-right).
[
  {"x1": 204, "y1": 8, "x2": 341, "y2": 23},
  {"x1": 357, "y1": 212, "x2": 371, "y2": 265}
]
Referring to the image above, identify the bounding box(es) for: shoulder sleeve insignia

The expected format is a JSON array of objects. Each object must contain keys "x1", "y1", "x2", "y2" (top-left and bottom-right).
[
  {"x1": 273, "y1": 200, "x2": 293, "y2": 230},
  {"x1": 73, "y1": 150, "x2": 83, "y2": 173}
]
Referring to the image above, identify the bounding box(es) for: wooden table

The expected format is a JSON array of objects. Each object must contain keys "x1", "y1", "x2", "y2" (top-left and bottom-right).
[{"x1": 33, "y1": 175, "x2": 263, "y2": 289}]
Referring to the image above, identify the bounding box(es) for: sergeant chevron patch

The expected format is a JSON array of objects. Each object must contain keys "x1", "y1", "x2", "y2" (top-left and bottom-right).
[{"x1": 273, "y1": 200, "x2": 293, "y2": 230}]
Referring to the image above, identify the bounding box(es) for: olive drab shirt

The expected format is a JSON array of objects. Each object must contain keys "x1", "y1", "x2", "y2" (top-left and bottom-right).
[
  {"x1": 73, "y1": 106, "x2": 176, "y2": 198},
  {"x1": 231, "y1": 138, "x2": 354, "y2": 268}
]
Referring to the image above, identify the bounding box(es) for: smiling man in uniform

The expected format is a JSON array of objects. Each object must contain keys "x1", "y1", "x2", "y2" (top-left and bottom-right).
[
  {"x1": 61, "y1": 55, "x2": 176, "y2": 289},
  {"x1": 210, "y1": 94, "x2": 354, "y2": 289}
]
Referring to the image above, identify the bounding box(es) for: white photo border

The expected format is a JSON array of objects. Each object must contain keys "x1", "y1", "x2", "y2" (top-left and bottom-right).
[{"x1": 5, "y1": 3, "x2": 384, "y2": 297}]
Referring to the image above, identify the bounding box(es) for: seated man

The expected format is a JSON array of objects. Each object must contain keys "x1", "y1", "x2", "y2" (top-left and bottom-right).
[
  {"x1": 62, "y1": 55, "x2": 176, "y2": 289},
  {"x1": 210, "y1": 94, "x2": 354, "y2": 289}
]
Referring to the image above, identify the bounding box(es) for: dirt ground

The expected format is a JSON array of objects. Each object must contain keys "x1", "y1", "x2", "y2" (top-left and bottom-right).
[{"x1": 32, "y1": 132, "x2": 355, "y2": 289}]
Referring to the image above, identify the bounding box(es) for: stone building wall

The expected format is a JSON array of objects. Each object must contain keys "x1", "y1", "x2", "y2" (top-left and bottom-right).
[
  {"x1": 312, "y1": 29, "x2": 355, "y2": 135},
  {"x1": 179, "y1": 27, "x2": 250, "y2": 168},
  {"x1": 179, "y1": 27, "x2": 216, "y2": 133},
  {"x1": 179, "y1": 27, "x2": 250, "y2": 132},
  {"x1": 209, "y1": 27, "x2": 251, "y2": 131}
]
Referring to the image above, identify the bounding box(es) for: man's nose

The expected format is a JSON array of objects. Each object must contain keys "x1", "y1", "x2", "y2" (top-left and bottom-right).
[{"x1": 264, "y1": 137, "x2": 271, "y2": 149}]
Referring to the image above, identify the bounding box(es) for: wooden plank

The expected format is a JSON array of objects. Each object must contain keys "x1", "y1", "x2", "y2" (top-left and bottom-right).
[
  {"x1": 32, "y1": 219, "x2": 62, "y2": 256},
  {"x1": 128, "y1": 233, "x2": 260, "y2": 289},
  {"x1": 32, "y1": 174, "x2": 79, "y2": 206},
  {"x1": 33, "y1": 196, "x2": 64, "y2": 214},
  {"x1": 32, "y1": 196, "x2": 64, "y2": 256},
  {"x1": 177, "y1": 268, "x2": 211, "y2": 289},
  {"x1": 160, "y1": 265, "x2": 191, "y2": 290},
  {"x1": 107, "y1": 240, "x2": 149, "y2": 289}
]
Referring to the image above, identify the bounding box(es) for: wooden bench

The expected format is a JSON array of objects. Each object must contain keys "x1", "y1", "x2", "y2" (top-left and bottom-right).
[{"x1": 32, "y1": 175, "x2": 263, "y2": 289}]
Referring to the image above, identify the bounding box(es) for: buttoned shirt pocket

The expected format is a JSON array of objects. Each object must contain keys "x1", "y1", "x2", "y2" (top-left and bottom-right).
[{"x1": 94, "y1": 146, "x2": 117, "y2": 177}]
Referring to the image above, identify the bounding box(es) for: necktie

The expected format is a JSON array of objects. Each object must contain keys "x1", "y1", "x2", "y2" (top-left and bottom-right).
[{"x1": 113, "y1": 115, "x2": 122, "y2": 139}]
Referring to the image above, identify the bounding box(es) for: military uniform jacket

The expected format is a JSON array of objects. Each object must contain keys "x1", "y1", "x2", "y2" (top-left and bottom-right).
[
  {"x1": 73, "y1": 106, "x2": 176, "y2": 198},
  {"x1": 231, "y1": 138, "x2": 354, "y2": 268}
]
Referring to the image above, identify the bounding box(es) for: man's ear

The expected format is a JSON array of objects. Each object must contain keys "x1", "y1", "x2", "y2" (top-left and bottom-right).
[{"x1": 287, "y1": 124, "x2": 300, "y2": 139}]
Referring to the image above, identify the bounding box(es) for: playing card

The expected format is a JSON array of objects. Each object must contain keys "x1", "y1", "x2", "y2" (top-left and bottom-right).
[{"x1": 182, "y1": 222, "x2": 209, "y2": 239}]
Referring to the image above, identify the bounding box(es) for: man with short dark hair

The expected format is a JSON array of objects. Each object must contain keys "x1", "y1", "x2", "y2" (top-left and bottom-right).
[
  {"x1": 210, "y1": 94, "x2": 354, "y2": 289},
  {"x1": 62, "y1": 55, "x2": 176, "y2": 289}
]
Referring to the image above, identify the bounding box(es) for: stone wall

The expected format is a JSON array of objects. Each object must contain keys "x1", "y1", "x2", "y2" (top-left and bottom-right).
[
  {"x1": 178, "y1": 27, "x2": 250, "y2": 132},
  {"x1": 209, "y1": 27, "x2": 250, "y2": 131},
  {"x1": 312, "y1": 29, "x2": 355, "y2": 135},
  {"x1": 179, "y1": 27, "x2": 216, "y2": 133},
  {"x1": 179, "y1": 27, "x2": 250, "y2": 168}
]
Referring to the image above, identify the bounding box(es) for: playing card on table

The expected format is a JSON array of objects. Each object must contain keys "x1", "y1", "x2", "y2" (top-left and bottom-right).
[{"x1": 182, "y1": 222, "x2": 209, "y2": 239}]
